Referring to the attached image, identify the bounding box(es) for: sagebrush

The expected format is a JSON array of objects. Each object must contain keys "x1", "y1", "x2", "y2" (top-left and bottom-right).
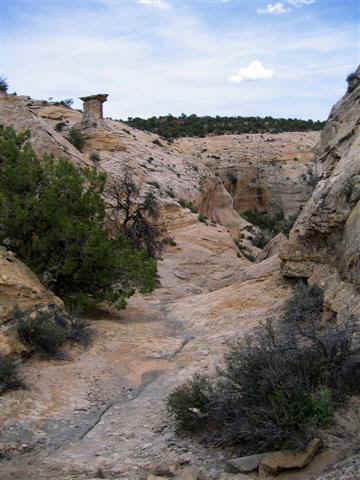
[{"x1": 168, "y1": 283, "x2": 359, "y2": 454}]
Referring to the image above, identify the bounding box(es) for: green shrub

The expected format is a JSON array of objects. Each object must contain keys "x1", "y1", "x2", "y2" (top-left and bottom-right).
[
  {"x1": 0, "y1": 76, "x2": 8, "y2": 93},
  {"x1": 67, "y1": 127, "x2": 86, "y2": 152},
  {"x1": 17, "y1": 309, "x2": 67, "y2": 356},
  {"x1": 0, "y1": 355, "x2": 22, "y2": 394},
  {"x1": 346, "y1": 71, "x2": 358, "y2": 93},
  {"x1": 0, "y1": 126, "x2": 157, "y2": 309},
  {"x1": 168, "y1": 287, "x2": 359, "y2": 454},
  {"x1": 90, "y1": 151, "x2": 101, "y2": 163},
  {"x1": 167, "y1": 374, "x2": 213, "y2": 433},
  {"x1": 242, "y1": 209, "x2": 297, "y2": 246},
  {"x1": 198, "y1": 214, "x2": 208, "y2": 224},
  {"x1": 55, "y1": 122, "x2": 67, "y2": 132},
  {"x1": 283, "y1": 281, "x2": 323, "y2": 325}
]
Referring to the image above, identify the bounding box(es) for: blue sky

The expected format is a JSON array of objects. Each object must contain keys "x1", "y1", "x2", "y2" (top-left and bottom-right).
[{"x1": 0, "y1": 0, "x2": 358, "y2": 120}]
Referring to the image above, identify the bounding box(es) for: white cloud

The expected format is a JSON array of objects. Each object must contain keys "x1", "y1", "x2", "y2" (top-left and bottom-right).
[
  {"x1": 229, "y1": 60, "x2": 274, "y2": 82},
  {"x1": 137, "y1": 0, "x2": 171, "y2": 9},
  {"x1": 288, "y1": 0, "x2": 315, "y2": 5},
  {"x1": 257, "y1": 3, "x2": 288, "y2": 15}
]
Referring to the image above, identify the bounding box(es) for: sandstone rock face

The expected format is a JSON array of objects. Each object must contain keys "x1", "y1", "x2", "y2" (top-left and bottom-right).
[
  {"x1": 280, "y1": 64, "x2": 360, "y2": 318},
  {"x1": 0, "y1": 91, "x2": 341, "y2": 480},
  {"x1": 0, "y1": 247, "x2": 62, "y2": 327},
  {"x1": 175, "y1": 132, "x2": 319, "y2": 218},
  {"x1": 259, "y1": 438, "x2": 322, "y2": 475},
  {"x1": 0, "y1": 96, "x2": 87, "y2": 167},
  {"x1": 0, "y1": 247, "x2": 63, "y2": 357}
]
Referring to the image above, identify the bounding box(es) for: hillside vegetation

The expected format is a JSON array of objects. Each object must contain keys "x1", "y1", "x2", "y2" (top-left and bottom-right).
[
  {"x1": 0, "y1": 125, "x2": 157, "y2": 310},
  {"x1": 125, "y1": 113, "x2": 325, "y2": 139}
]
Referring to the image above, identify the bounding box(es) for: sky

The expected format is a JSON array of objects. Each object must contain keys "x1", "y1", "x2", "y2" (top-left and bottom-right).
[{"x1": 0, "y1": 0, "x2": 359, "y2": 120}]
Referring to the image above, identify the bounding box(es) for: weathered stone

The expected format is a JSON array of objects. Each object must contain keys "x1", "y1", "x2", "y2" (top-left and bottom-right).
[
  {"x1": 219, "y1": 472, "x2": 255, "y2": 480},
  {"x1": 80, "y1": 93, "x2": 108, "y2": 128},
  {"x1": 175, "y1": 466, "x2": 202, "y2": 480},
  {"x1": 226, "y1": 453, "x2": 269, "y2": 473},
  {"x1": 256, "y1": 233, "x2": 287, "y2": 263},
  {"x1": 0, "y1": 247, "x2": 63, "y2": 327},
  {"x1": 150, "y1": 462, "x2": 178, "y2": 477},
  {"x1": 260, "y1": 438, "x2": 322, "y2": 475}
]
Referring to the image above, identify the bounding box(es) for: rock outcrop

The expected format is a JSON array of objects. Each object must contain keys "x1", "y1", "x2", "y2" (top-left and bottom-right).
[
  {"x1": 280, "y1": 64, "x2": 360, "y2": 318},
  {"x1": 0, "y1": 247, "x2": 63, "y2": 357}
]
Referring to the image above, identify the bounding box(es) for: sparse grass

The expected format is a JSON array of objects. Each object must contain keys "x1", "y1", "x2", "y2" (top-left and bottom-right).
[{"x1": 0, "y1": 355, "x2": 23, "y2": 395}]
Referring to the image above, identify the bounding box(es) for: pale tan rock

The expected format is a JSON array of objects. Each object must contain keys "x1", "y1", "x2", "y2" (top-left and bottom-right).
[
  {"x1": 0, "y1": 247, "x2": 62, "y2": 328},
  {"x1": 280, "y1": 65, "x2": 360, "y2": 318},
  {"x1": 82, "y1": 128, "x2": 127, "y2": 152},
  {"x1": 226, "y1": 453, "x2": 270, "y2": 473},
  {"x1": 256, "y1": 233, "x2": 287, "y2": 263},
  {"x1": 260, "y1": 438, "x2": 322, "y2": 475},
  {"x1": 219, "y1": 472, "x2": 254, "y2": 480}
]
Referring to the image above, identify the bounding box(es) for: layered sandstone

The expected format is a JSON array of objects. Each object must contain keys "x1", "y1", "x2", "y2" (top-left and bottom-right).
[{"x1": 280, "y1": 65, "x2": 360, "y2": 318}]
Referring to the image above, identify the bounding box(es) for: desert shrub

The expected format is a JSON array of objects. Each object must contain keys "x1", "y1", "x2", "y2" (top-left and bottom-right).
[
  {"x1": 198, "y1": 214, "x2": 208, "y2": 224},
  {"x1": 0, "y1": 76, "x2": 8, "y2": 93},
  {"x1": 242, "y1": 209, "x2": 297, "y2": 246},
  {"x1": 16, "y1": 308, "x2": 67, "y2": 356},
  {"x1": 55, "y1": 121, "x2": 67, "y2": 132},
  {"x1": 15, "y1": 306, "x2": 95, "y2": 354},
  {"x1": 346, "y1": 71, "x2": 358, "y2": 93},
  {"x1": 61, "y1": 98, "x2": 74, "y2": 108},
  {"x1": 251, "y1": 230, "x2": 272, "y2": 249},
  {"x1": 0, "y1": 126, "x2": 157, "y2": 309},
  {"x1": 90, "y1": 151, "x2": 101, "y2": 163},
  {"x1": 67, "y1": 127, "x2": 85, "y2": 152},
  {"x1": 167, "y1": 374, "x2": 214, "y2": 433},
  {"x1": 168, "y1": 289, "x2": 359, "y2": 453},
  {"x1": 0, "y1": 355, "x2": 22, "y2": 394},
  {"x1": 106, "y1": 171, "x2": 163, "y2": 260},
  {"x1": 283, "y1": 281, "x2": 324, "y2": 325},
  {"x1": 67, "y1": 315, "x2": 94, "y2": 347}
]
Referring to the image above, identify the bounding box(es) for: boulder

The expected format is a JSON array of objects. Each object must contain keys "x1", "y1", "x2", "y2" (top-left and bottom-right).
[
  {"x1": 259, "y1": 438, "x2": 322, "y2": 475},
  {"x1": 0, "y1": 247, "x2": 62, "y2": 327},
  {"x1": 219, "y1": 473, "x2": 255, "y2": 480},
  {"x1": 226, "y1": 453, "x2": 269, "y2": 473}
]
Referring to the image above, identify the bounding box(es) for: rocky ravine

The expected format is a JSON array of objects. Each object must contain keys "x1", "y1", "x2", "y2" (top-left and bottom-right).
[{"x1": 1, "y1": 73, "x2": 360, "y2": 480}]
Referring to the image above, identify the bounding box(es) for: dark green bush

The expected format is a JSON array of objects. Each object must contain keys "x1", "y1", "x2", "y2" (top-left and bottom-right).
[
  {"x1": 0, "y1": 126, "x2": 157, "y2": 309},
  {"x1": 67, "y1": 127, "x2": 86, "y2": 152},
  {"x1": 0, "y1": 76, "x2": 8, "y2": 93},
  {"x1": 283, "y1": 281, "x2": 323, "y2": 325},
  {"x1": 90, "y1": 151, "x2": 101, "y2": 163},
  {"x1": 168, "y1": 286, "x2": 359, "y2": 454},
  {"x1": 198, "y1": 214, "x2": 208, "y2": 224},
  {"x1": 55, "y1": 122, "x2": 66, "y2": 132},
  {"x1": 167, "y1": 374, "x2": 213, "y2": 433},
  {"x1": 67, "y1": 314, "x2": 94, "y2": 347},
  {"x1": 242, "y1": 209, "x2": 297, "y2": 247},
  {"x1": 0, "y1": 355, "x2": 22, "y2": 394},
  {"x1": 346, "y1": 71, "x2": 358, "y2": 93},
  {"x1": 17, "y1": 309, "x2": 67, "y2": 356}
]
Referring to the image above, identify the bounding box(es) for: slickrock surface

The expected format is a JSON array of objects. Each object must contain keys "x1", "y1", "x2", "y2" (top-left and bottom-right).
[{"x1": 0, "y1": 80, "x2": 358, "y2": 480}]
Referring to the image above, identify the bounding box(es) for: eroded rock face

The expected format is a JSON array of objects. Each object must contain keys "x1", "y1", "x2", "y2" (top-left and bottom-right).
[
  {"x1": 175, "y1": 132, "x2": 319, "y2": 218},
  {"x1": 0, "y1": 248, "x2": 62, "y2": 326},
  {"x1": 0, "y1": 247, "x2": 63, "y2": 357},
  {"x1": 280, "y1": 65, "x2": 360, "y2": 317}
]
